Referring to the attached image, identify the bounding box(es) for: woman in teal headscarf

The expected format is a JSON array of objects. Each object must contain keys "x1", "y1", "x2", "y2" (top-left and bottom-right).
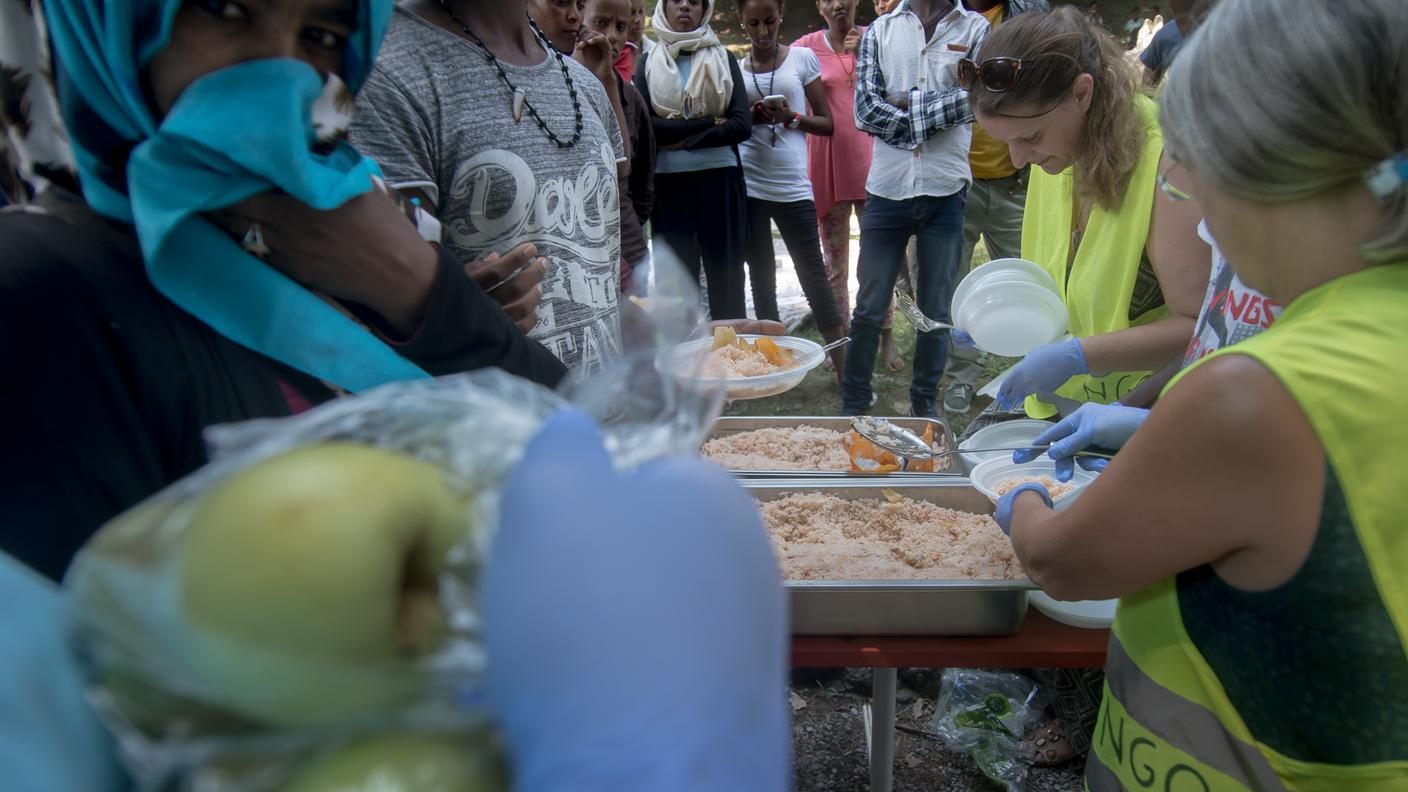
[{"x1": 0, "y1": 0, "x2": 567, "y2": 580}]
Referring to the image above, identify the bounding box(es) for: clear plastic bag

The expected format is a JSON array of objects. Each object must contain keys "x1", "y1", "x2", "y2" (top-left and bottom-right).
[
  {"x1": 930, "y1": 669, "x2": 1046, "y2": 791},
  {"x1": 63, "y1": 259, "x2": 724, "y2": 791}
]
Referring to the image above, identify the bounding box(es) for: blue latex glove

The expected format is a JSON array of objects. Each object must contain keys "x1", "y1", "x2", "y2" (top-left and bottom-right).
[
  {"x1": 951, "y1": 329, "x2": 977, "y2": 350},
  {"x1": 995, "y1": 482, "x2": 1054, "y2": 536},
  {"x1": 483, "y1": 411, "x2": 790, "y2": 792},
  {"x1": 0, "y1": 555, "x2": 126, "y2": 792},
  {"x1": 995, "y1": 338, "x2": 1089, "y2": 410},
  {"x1": 1012, "y1": 402, "x2": 1150, "y2": 480}
]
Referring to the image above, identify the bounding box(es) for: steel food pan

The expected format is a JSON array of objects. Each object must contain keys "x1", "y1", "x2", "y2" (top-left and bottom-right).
[
  {"x1": 704, "y1": 416, "x2": 961, "y2": 477},
  {"x1": 744, "y1": 479, "x2": 1033, "y2": 636}
]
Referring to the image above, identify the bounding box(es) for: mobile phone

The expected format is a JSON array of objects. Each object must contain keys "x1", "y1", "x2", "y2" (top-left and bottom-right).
[{"x1": 763, "y1": 94, "x2": 787, "y2": 108}]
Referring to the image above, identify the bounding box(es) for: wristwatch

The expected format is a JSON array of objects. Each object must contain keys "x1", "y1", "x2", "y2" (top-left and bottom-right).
[{"x1": 785, "y1": 112, "x2": 802, "y2": 130}]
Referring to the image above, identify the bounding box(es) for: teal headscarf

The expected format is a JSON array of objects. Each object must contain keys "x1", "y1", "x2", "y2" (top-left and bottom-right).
[{"x1": 42, "y1": 0, "x2": 426, "y2": 392}]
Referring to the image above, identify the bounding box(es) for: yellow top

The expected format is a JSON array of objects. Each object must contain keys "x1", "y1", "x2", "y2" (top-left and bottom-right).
[
  {"x1": 1093, "y1": 262, "x2": 1408, "y2": 791},
  {"x1": 967, "y1": 4, "x2": 1016, "y2": 180},
  {"x1": 1020, "y1": 94, "x2": 1166, "y2": 418}
]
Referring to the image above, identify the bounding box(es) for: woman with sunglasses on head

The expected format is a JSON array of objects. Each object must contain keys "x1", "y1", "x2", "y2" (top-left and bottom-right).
[
  {"x1": 998, "y1": 1, "x2": 1408, "y2": 788},
  {"x1": 0, "y1": 0, "x2": 566, "y2": 581},
  {"x1": 635, "y1": 0, "x2": 753, "y2": 319},
  {"x1": 957, "y1": 7, "x2": 1209, "y2": 423}
]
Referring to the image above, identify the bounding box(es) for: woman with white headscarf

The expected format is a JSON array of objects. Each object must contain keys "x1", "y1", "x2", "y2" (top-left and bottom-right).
[{"x1": 635, "y1": 0, "x2": 752, "y2": 318}]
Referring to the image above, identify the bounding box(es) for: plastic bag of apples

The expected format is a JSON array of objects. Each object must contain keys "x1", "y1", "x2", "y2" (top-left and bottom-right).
[{"x1": 63, "y1": 265, "x2": 724, "y2": 791}]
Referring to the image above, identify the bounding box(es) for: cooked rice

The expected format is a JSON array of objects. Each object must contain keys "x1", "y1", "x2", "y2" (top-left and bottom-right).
[
  {"x1": 703, "y1": 344, "x2": 796, "y2": 378},
  {"x1": 701, "y1": 426, "x2": 852, "y2": 471},
  {"x1": 759, "y1": 493, "x2": 1025, "y2": 580},
  {"x1": 993, "y1": 475, "x2": 1078, "y2": 500},
  {"x1": 702, "y1": 425, "x2": 952, "y2": 472}
]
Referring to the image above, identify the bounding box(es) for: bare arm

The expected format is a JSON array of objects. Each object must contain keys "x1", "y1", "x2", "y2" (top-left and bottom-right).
[
  {"x1": 1116, "y1": 356, "x2": 1181, "y2": 408},
  {"x1": 1079, "y1": 152, "x2": 1211, "y2": 375},
  {"x1": 1008, "y1": 354, "x2": 1325, "y2": 601},
  {"x1": 574, "y1": 32, "x2": 631, "y2": 179},
  {"x1": 799, "y1": 76, "x2": 833, "y2": 136},
  {"x1": 605, "y1": 78, "x2": 632, "y2": 179}
]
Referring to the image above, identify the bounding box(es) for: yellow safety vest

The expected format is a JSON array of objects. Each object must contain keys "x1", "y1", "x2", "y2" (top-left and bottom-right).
[
  {"x1": 1020, "y1": 94, "x2": 1167, "y2": 419},
  {"x1": 1088, "y1": 262, "x2": 1408, "y2": 791}
]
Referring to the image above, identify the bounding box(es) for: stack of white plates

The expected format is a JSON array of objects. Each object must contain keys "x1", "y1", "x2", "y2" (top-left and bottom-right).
[{"x1": 951, "y1": 258, "x2": 1068, "y2": 357}]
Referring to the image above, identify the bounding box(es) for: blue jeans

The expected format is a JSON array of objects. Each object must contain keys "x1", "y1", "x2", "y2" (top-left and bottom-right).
[{"x1": 842, "y1": 191, "x2": 967, "y2": 414}]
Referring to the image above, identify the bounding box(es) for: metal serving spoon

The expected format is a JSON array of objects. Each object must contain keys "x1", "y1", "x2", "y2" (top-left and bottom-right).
[
  {"x1": 849, "y1": 416, "x2": 1113, "y2": 461},
  {"x1": 892, "y1": 286, "x2": 956, "y2": 333}
]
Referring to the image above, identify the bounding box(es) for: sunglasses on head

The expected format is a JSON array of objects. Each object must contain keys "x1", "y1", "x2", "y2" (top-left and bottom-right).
[{"x1": 957, "y1": 53, "x2": 1082, "y2": 93}]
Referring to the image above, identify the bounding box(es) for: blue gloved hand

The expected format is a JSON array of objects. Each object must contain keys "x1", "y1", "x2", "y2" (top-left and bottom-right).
[
  {"x1": 0, "y1": 555, "x2": 126, "y2": 792},
  {"x1": 483, "y1": 411, "x2": 790, "y2": 792},
  {"x1": 951, "y1": 329, "x2": 977, "y2": 350},
  {"x1": 1012, "y1": 402, "x2": 1149, "y2": 480},
  {"x1": 995, "y1": 482, "x2": 1053, "y2": 536},
  {"x1": 995, "y1": 338, "x2": 1089, "y2": 410}
]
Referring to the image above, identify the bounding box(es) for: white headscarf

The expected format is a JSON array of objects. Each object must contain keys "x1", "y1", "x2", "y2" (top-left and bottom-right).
[{"x1": 644, "y1": 0, "x2": 734, "y2": 120}]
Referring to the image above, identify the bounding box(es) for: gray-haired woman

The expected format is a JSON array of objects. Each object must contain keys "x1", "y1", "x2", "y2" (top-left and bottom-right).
[{"x1": 998, "y1": 0, "x2": 1408, "y2": 788}]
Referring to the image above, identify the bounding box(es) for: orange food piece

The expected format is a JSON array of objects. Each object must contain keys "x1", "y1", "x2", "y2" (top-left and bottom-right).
[
  {"x1": 754, "y1": 336, "x2": 789, "y2": 366},
  {"x1": 845, "y1": 431, "x2": 901, "y2": 473},
  {"x1": 845, "y1": 425, "x2": 938, "y2": 473},
  {"x1": 908, "y1": 425, "x2": 938, "y2": 473}
]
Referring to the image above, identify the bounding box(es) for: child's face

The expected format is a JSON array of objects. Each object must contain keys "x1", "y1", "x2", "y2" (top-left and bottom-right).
[
  {"x1": 528, "y1": 0, "x2": 585, "y2": 54},
  {"x1": 627, "y1": 0, "x2": 646, "y2": 44},
  {"x1": 583, "y1": 0, "x2": 632, "y2": 59},
  {"x1": 872, "y1": 0, "x2": 897, "y2": 16},
  {"x1": 740, "y1": 0, "x2": 783, "y2": 51}
]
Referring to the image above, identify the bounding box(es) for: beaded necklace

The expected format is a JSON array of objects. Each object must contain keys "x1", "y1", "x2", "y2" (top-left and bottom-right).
[
  {"x1": 748, "y1": 48, "x2": 781, "y2": 147},
  {"x1": 436, "y1": 1, "x2": 584, "y2": 149}
]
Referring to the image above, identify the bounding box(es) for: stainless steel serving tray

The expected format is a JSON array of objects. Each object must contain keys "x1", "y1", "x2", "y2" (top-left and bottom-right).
[
  {"x1": 704, "y1": 416, "x2": 962, "y2": 478},
  {"x1": 745, "y1": 479, "x2": 1033, "y2": 636}
]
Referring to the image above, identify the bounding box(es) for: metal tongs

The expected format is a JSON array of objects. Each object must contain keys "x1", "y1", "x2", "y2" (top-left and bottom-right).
[{"x1": 849, "y1": 416, "x2": 1113, "y2": 461}]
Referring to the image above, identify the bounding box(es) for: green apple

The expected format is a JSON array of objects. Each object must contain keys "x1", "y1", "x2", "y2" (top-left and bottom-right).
[
  {"x1": 173, "y1": 442, "x2": 471, "y2": 728},
  {"x1": 279, "y1": 733, "x2": 505, "y2": 792}
]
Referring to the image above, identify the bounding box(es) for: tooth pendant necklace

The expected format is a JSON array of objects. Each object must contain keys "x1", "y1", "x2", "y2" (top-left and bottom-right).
[{"x1": 512, "y1": 88, "x2": 527, "y2": 123}]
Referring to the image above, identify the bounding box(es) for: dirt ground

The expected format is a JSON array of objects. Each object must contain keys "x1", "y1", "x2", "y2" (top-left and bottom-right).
[{"x1": 789, "y1": 670, "x2": 1086, "y2": 791}]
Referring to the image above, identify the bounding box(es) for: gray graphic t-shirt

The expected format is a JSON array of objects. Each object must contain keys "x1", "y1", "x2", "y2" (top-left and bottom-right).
[{"x1": 352, "y1": 7, "x2": 625, "y2": 374}]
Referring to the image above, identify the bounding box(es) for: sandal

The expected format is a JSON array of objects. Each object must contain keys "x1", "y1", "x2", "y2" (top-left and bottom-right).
[{"x1": 1019, "y1": 718, "x2": 1076, "y2": 766}]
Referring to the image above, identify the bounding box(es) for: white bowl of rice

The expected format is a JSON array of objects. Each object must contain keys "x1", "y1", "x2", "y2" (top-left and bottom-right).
[
  {"x1": 968, "y1": 456, "x2": 1099, "y2": 512},
  {"x1": 660, "y1": 334, "x2": 825, "y2": 400}
]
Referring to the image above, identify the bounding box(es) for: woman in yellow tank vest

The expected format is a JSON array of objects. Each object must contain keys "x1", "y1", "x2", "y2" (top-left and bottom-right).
[
  {"x1": 995, "y1": 0, "x2": 1408, "y2": 788},
  {"x1": 958, "y1": 7, "x2": 1210, "y2": 419}
]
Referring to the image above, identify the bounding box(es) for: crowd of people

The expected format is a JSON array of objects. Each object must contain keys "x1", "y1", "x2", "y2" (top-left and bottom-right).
[{"x1": 2, "y1": 0, "x2": 1407, "y2": 788}]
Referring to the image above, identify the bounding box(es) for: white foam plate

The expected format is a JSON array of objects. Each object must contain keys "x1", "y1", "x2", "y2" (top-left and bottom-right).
[
  {"x1": 956, "y1": 280, "x2": 1069, "y2": 357},
  {"x1": 1030, "y1": 591, "x2": 1116, "y2": 630},
  {"x1": 957, "y1": 419, "x2": 1055, "y2": 473}
]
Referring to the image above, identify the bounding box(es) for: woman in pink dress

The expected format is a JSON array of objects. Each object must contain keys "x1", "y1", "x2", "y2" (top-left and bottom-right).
[{"x1": 794, "y1": 0, "x2": 903, "y2": 370}]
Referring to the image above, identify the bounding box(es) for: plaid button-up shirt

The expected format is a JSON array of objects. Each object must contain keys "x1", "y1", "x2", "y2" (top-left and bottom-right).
[{"x1": 854, "y1": 0, "x2": 989, "y2": 199}]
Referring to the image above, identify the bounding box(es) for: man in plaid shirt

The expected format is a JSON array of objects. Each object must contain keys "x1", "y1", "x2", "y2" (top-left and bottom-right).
[{"x1": 843, "y1": 0, "x2": 989, "y2": 417}]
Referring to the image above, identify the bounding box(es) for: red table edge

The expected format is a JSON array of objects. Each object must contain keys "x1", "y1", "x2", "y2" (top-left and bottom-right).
[{"x1": 790, "y1": 611, "x2": 1109, "y2": 668}]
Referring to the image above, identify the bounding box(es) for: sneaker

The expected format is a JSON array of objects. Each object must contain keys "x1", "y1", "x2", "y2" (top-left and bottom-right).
[
  {"x1": 841, "y1": 391, "x2": 880, "y2": 416},
  {"x1": 944, "y1": 383, "x2": 974, "y2": 413},
  {"x1": 910, "y1": 400, "x2": 939, "y2": 419}
]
